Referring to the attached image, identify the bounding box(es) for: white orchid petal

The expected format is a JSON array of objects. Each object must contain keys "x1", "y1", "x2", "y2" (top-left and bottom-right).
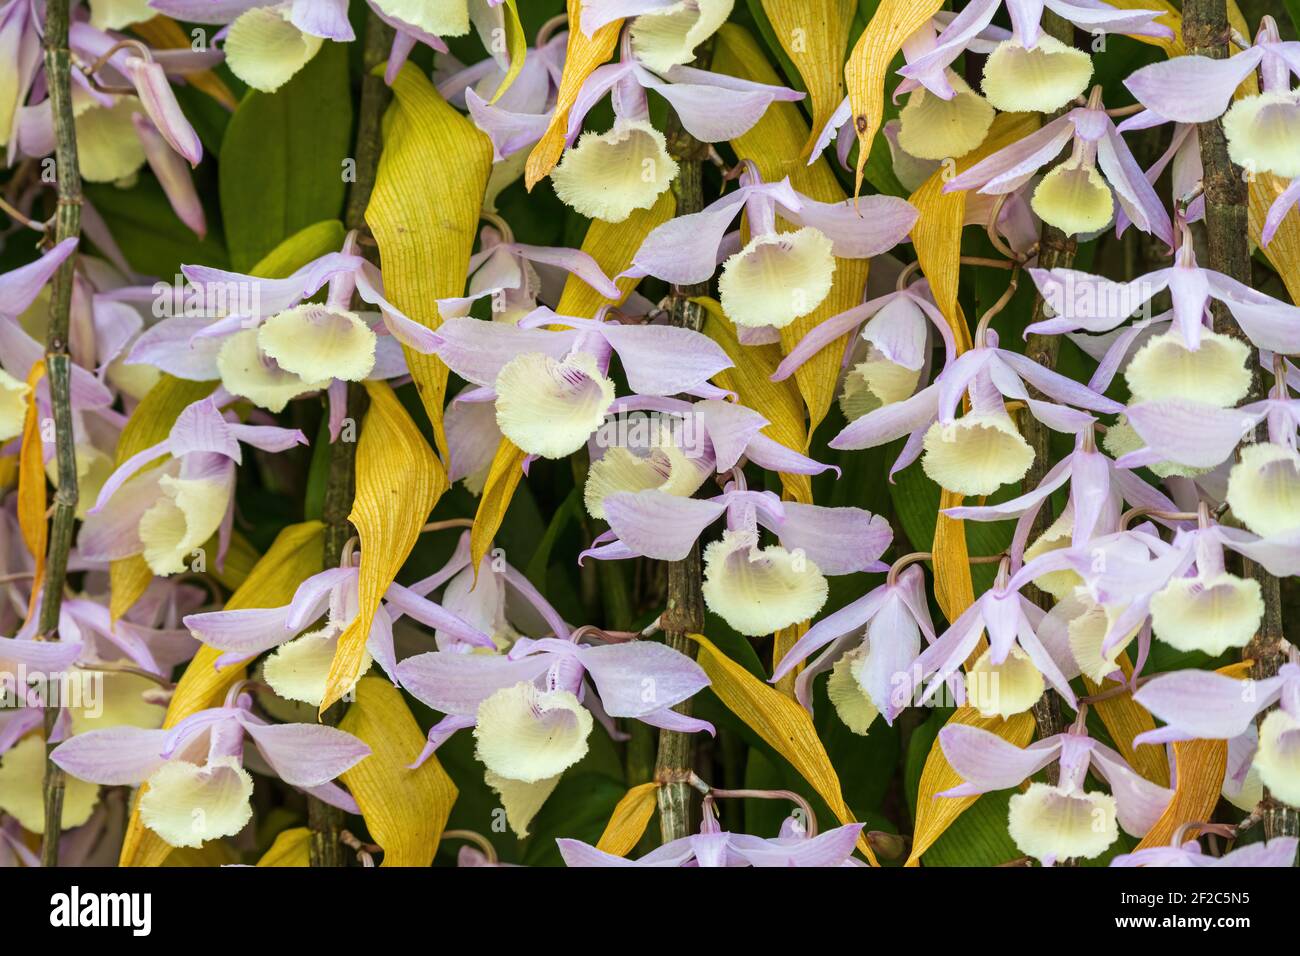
[
  {"x1": 494, "y1": 351, "x2": 615, "y2": 459},
  {"x1": 258, "y1": 304, "x2": 377, "y2": 383},
  {"x1": 473, "y1": 682, "x2": 593, "y2": 783},
  {"x1": 1008, "y1": 782, "x2": 1118, "y2": 863},
  {"x1": 1149, "y1": 572, "x2": 1263, "y2": 656},
  {"x1": 551, "y1": 119, "x2": 678, "y2": 223},
  {"x1": 718, "y1": 227, "x2": 834, "y2": 329},
  {"x1": 224, "y1": 6, "x2": 323, "y2": 94},
  {"x1": 921, "y1": 413, "x2": 1035, "y2": 497},
  {"x1": 701, "y1": 529, "x2": 828, "y2": 637},
  {"x1": 138, "y1": 756, "x2": 254, "y2": 848}
]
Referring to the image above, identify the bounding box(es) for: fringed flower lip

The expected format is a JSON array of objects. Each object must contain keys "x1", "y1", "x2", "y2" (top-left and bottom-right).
[
  {"x1": 580, "y1": 0, "x2": 736, "y2": 75},
  {"x1": 943, "y1": 93, "x2": 1174, "y2": 246},
  {"x1": 49, "y1": 689, "x2": 370, "y2": 847},
  {"x1": 939, "y1": 721, "x2": 1174, "y2": 865}
]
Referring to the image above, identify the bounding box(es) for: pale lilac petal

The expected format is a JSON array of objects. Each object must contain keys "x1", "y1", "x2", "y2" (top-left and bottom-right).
[
  {"x1": 382, "y1": 582, "x2": 497, "y2": 649},
  {"x1": 394, "y1": 651, "x2": 554, "y2": 716},
  {"x1": 603, "y1": 491, "x2": 728, "y2": 561},
  {"x1": 1263, "y1": 177, "x2": 1300, "y2": 247},
  {"x1": 778, "y1": 195, "x2": 918, "y2": 259},
  {"x1": 182, "y1": 606, "x2": 296, "y2": 663},
  {"x1": 600, "y1": 323, "x2": 732, "y2": 394},
  {"x1": 945, "y1": 114, "x2": 1076, "y2": 194},
  {"x1": 772, "y1": 502, "x2": 892, "y2": 575},
  {"x1": 432, "y1": 317, "x2": 577, "y2": 386},
  {"x1": 637, "y1": 707, "x2": 715, "y2": 736},
  {"x1": 1123, "y1": 50, "x2": 1263, "y2": 124},
  {"x1": 576, "y1": 641, "x2": 709, "y2": 717},
  {"x1": 1124, "y1": 399, "x2": 1257, "y2": 468},
  {"x1": 1098, "y1": 123, "x2": 1175, "y2": 247},
  {"x1": 625, "y1": 191, "x2": 749, "y2": 285},
  {"x1": 1133, "y1": 669, "x2": 1283, "y2": 740},
  {"x1": 936, "y1": 724, "x2": 1060, "y2": 796},
  {"x1": 1089, "y1": 742, "x2": 1174, "y2": 837},
  {"x1": 49, "y1": 726, "x2": 169, "y2": 785},
  {"x1": 0, "y1": 237, "x2": 78, "y2": 319},
  {"x1": 829, "y1": 383, "x2": 939, "y2": 450},
  {"x1": 290, "y1": 0, "x2": 355, "y2": 40},
  {"x1": 237, "y1": 719, "x2": 371, "y2": 788},
  {"x1": 123, "y1": 57, "x2": 202, "y2": 166}
]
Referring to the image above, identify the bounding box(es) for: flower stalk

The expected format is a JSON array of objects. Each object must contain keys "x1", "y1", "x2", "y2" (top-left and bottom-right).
[{"x1": 39, "y1": 0, "x2": 82, "y2": 869}]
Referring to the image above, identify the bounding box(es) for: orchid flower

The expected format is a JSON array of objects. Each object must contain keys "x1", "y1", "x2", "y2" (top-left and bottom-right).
[
  {"x1": 1123, "y1": 15, "x2": 1300, "y2": 241},
  {"x1": 1029, "y1": 223, "x2": 1300, "y2": 352},
  {"x1": 582, "y1": 395, "x2": 836, "y2": 519},
  {"x1": 830, "y1": 328, "x2": 1121, "y2": 494},
  {"x1": 938, "y1": 721, "x2": 1175, "y2": 864},
  {"x1": 580, "y1": 0, "x2": 736, "y2": 74},
  {"x1": 910, "y1": 555, "x2": 1081, "y2": 716},
  {"x1": 625, "y1": 161, "x2": 917, "y2": 330},
  {"x1": 549, "y1": 28, "x2": 803, "y2": 222},
  {"x1": 50, "y1": 688, "x2": 370, "y2": 848},
  {"x1": 582, "y1": 472, "x2": 892, "y2": 637},
  {"x1": 773, "y1": 279, "x2": 956, "y2": 423},
  {"x1": 558, "y1": 800, "x2": 866, "y2": 867},
  {"x1": 438, "y1": 221, "x2": 622, "y2": 325},
  {"x1": 440, "y1": 20, "x2": 567, "y2": 163},
  {"x1": 431, "y1": 305, "x2": 731, "y2": 459},
  {"x1": 127, "y1": 232, "x2": 437, "y2": 427},
  {"x1": 182, "y1": 558, "x2": 498, "y2": 708},
  {"x1": 1111, "y1": 836, "x2": 1300, "y2": 868},
  {"x1": 1133, "y1": 661, "x2": 1300, "y2": 807},
  {"x1": 77, "y1": 396, "x2": 307, "y2": 576},
  {"x1": 769, "y1": 563, "x2": 936, "y2": 728},
  {"x1": 396, "y1": 628, "x2": 711, "y2": 836},
  {"x1": 945, "y1": 94, "x2": 1174, "y2": 244}
]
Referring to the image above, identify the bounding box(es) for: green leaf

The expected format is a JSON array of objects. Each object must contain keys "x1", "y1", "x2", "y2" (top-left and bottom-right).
[
  {"x1": 218, "y1": 42, "x2": 352, "y2": 271},
  {"x1": 921, "y1": 790, "x2": 1022, "y2": 866},
  {"x1": 84, "y1": 177, "x2": 227, "y2": 278},
  {"x1": 250, "y1": 219, "x2": 346, "y2": 278}
]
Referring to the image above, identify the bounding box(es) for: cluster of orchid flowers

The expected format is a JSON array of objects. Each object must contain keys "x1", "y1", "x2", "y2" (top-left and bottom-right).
[{"x1": 2, "y1": 0, "x2": 1299, "y2": 869}]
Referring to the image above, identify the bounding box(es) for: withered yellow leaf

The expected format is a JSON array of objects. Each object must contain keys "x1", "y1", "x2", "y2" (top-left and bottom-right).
[
  {"x1": 689, "y1": 633, "x2": 879, "y2": 865},
  {"x1": 339, "y1": 676, "x2": 458, "y2": 867},
  {"x1": 524, "y1": 0, "x2": 622, "y2": 189},
  {"x1": 1083, "y1": 653, "x2": 1167, "y2": 787},
  {"x1": 322, "y1": 380, "x2": 446, "y2": 711},
  {"x1": 471, "y1": 438, "x2": 528, "y2": 572},
  {"x1": 556, "y1": 190, "x2": 676, "y2": 319},
  {"x1": 595, "y1": 782, "x2": 660, "y2": 857},
  {"x1": 713, "y1": 23, "x2": 870, "y2": 438},
  {"x1": 120, "y1": 520, "x2": 326, "y2": 867},
  {"x1": 759, "y1": 0, "x2": 855, "y2": 157},
  {"x1": 491, "y1": 1, "x2": 528, "y2": 105},
  {"x1": 906, "y1": 708, "x2": 1036, "y2": 866},
  {"x1": 844, "y1": 0, "x2": 944, "y2": 197},
  {"x1": 367, "y1": 64, "x2": 492, "y2": 460},
  {"x1": 17, "y1": 362, "x2": 46, "y2": 594},
  {"x1": 256, "y1": 827, "x2": 311, "y2": 867},
  {"x1": 1133, "y1": 738, "x2": 1226, "y2": 850},
  {"x1": 1250, "y1": 172, "x2": 1300, "y2": 304}
]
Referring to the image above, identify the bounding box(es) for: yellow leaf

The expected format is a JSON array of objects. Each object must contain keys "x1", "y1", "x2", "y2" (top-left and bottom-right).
[
  {"x1": 322, "y1": 380, "x2": 446, "y2": 711},
  {"x1": 338, "y1": 676, "x2": 458, "y2": 867},
  {"x1": 256, "y1": 827, "x2": 311, "y2": 867},
  {"x1": 689, "y1": 633, "x2": 879, "y2": 865},
  {"x1": 932, "y1": 492, "x2": 976, "y2": 624},
  {"x1": 252, "y1": 219, "x2": 347, "y2": 277},
  {"x1": 120, "y1": 520, "x2": 326, "y2": 867},
  {"x1": 470, "y1": 438, "x2": 528, "y2": 572},
  {"x1": 17, "y1": 362, "x2": 46, "y2": 592},
  {"x1": 906, "y1": 707, "x2": 1037, "y2": 866},
  {"x1": 713, "y1": 23, "x2": 869, "y2": 438},
  {"x1": 1082, "y1": 652, "x2": 1168, "y2": 787},
  {"x1": 843, "y1": 0, "x2": 944, "y2": 197},
  {"x1": 211, "y1": 528, "x2": 260, "y2": 593},
  {"x1": 524, "y1": 0, "x2": 622, "y2": 189},
  {"x1": 1106, "y1": 0, "x2": 1183, "y2": 54},
  {"x1": 556, "y1": 190, "x2": 676, "y2": 319},
  {"x1": 759, "y1": 0, "x2": 856, "y2": 157},
  {"x1": 367, "y1": 64, "x2": 493, "y2": 460},
  {"x1": 1250, "y1": 172, "x2": 1300, "y2": 304},
  {"x1": 108, "y1": 375, "x2": 217, "y2": 620},
  {"x1": 491, "y1": 1, "x2": 528, "y2": 105},
  {"x1": 1133, "y1": 738, "x2": 1227, "y2": 850},
  {"x1": 131, "y1": 16, "x2": 238, "y2": 110},
  {"x1": 595, "y1": 782, "x2": 660, "y2": 856},
  {"x1": 696, "y1": 296, "x2": 811, "y2": 504}
]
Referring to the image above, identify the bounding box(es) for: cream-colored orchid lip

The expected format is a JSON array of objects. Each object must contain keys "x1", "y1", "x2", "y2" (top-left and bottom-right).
[
  {"x1": 982, "y1": 36, "x2": 1093, "y2": 114},
  {"x1": 373, "y1": 0, "x2": 472, "y2": 39},
  {"x1": 0, "y1": 734, "x2": 99, "y2": 834},
  {"x1": 1149, "y1": 572, "x2": 1264, "y2": 656},
  {"x1": 718, "y1": 227, "x2": 835, "y2": 330},
  {"x1": 139, "y1": 474, "x2": 230, "y2": 576},
  {"x1": 484, "y1": 771, "x2": 562, "y2": 839},
  {"x1": 551, "y1": 119, "x2": 679, "y2": 223},
  {"x1": 217, "y1": 328, "x2": 328, "y2": 413},
  {"x1": 1023, "y1": 512, "x2": 1083, "y2": 601},
  {"x1": 1102, "y1": 417, "x2": 1208, "y2": 480},
  {"x1": 630, "y1": 0, "x2": 736, "y2": 73},
  {"x1": 88, "y1": 0, "x2": 156, "y2": 30},
  {"x1": 1067, "y1": 601, "x2": 1136, "y2": 683},
  {"x1": 46, "y1": 443, "x2": 115, "y2": 520},
  {"x1": 1008, "y1": 782, "x2": 1118, "y2": 863},
  {"x1": 0, "y1": 368, "x2": 31, "y2": 443},
  {"x1": 494, "y1": 351, "x2": 616, "y2": 459},
  {"x1": 921, "y1": 413, "x2": 1035, "y2": 497},
  {"x1": 1227, "y1": 441, "x2": 1300, "y2": 537},
  {"x1": 258, "y1": 304, "x2": 378, "y2": 383},
  {"x1": 1225, "y1": 91, "x2": 1300, "y2": 180},
  {"x1": 584, "y1": 442, "x2": 708, "y2": 520},
  {"x1": 966, "y1": 646, "x2": 1044, "y2": 719},
  {"x1": 68, "y1": 671, "x2": 165, "y2": 735},
  {"x1": 701, "y1": 528, "x2": 829, "y2": 637},
  {"x1": 827, "y1": 645, "x2": 880, "y2": 735},
  {"x1": 224, "y1": 6, "x2": 324, "y2": 94},
  {"x1": 897, "y1": 73, "x2": 995, "y2": 162},
  {"x1": 263, "y1": 628, "x2": 371, "y2": 708},
  {"x1": 1124, "y1": 328, "x2": 1251, "y2": 406},
  {"x1": 1253, "y1": 709, "x2": 1300, "y2": 807},
  {"x1": 838, "y1": 348, "x2": 922, "y2": 421},
  {"x1": 75, "y1": 97, "x2": 146, "y2": 183},
  {"x1": 474, "y1": 682, "x2": 594, "y2": 784},
  {"x1": 139, "y1": 755, "x2": 255, "y2": 849},
  {"x1": 1031, "y1": 160, "x2": 1115, "y2": 236}
]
